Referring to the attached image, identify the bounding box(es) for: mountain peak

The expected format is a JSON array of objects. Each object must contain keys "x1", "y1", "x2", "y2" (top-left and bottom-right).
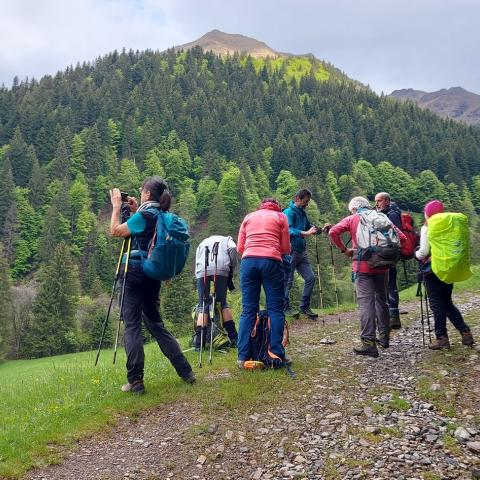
[
  {"x1": 390, "y1": 86, "x2": 480, "y2": 125},
  {"x1": 174, "y1": 30, "x2": 279, "y2": 58}
]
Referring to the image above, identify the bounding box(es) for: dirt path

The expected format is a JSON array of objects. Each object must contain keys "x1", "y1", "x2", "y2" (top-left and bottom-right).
[{"x1": 25, "y1": 297, "x2": 480, "y2": 480}]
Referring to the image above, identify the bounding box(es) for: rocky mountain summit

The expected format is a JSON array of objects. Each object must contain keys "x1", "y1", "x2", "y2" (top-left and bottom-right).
[
  {"x1": 390, "y1": 87, "x2": 480, "y2": 126},
  {"x1": 174, "y1": 29, "x2": 279, "y2": 58}
]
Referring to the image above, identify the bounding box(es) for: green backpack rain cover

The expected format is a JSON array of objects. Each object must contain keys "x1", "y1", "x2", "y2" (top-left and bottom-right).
[{"x1": 428, "y1": 212, "x2": 472, "y2": 284}]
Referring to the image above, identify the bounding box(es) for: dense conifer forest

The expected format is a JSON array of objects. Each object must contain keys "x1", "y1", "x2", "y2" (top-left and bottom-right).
[{"x1": 1, "y1": 47, "x2": 480, "y2": 359}]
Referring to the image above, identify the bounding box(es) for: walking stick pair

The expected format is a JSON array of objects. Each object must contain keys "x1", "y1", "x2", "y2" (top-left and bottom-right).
[
  {"x1": 416, "y1": 277, "x2": 432, "y2": 346},
  {"x1": 95, "y1": 236, "x2": 132, "y2": 365}
]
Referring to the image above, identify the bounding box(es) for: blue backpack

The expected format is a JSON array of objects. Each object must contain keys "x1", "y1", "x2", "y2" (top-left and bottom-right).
[{"x1": 142, "y1": 210, "x2": 190, "y2": 281}]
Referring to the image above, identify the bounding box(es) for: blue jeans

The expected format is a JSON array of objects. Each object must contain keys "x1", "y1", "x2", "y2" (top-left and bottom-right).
[
  {"x1": 284, "y1": 251, "x2": 315, "y2": 310},
  {"x1": 238, "y1": 257, "x2": 286, "y2": 361}
]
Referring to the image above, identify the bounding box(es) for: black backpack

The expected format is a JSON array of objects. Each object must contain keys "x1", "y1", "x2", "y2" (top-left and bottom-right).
[{"x1": 249, "y1": 310, "x2": 289, "y2": 368}]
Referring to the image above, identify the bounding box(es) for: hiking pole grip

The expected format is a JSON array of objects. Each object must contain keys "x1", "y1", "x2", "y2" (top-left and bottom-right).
[
  {"x1": 95, "y1": 239, "x2": 125, "y2": 366},
  {"x1": 114, "y1": 237, "x2": 131, "y2": 364}
]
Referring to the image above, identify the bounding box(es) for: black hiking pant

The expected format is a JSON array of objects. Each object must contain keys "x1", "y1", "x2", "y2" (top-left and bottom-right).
[
  {"x1": 121, "y1": 263, "x2": 192, "y2": 383},
  {"x1": 424, "y1": 272, "x2": 470, "y2": 339}
]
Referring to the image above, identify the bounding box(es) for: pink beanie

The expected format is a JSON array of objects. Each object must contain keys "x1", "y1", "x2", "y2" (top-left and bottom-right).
[{"x1": 424, "y1": 200, "x2": 444, "y2": 218}]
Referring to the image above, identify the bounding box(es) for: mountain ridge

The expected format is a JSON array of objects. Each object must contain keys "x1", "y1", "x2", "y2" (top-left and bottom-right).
[{"x1": 390, "y1": 86, "x2": 480, "y2": 126}]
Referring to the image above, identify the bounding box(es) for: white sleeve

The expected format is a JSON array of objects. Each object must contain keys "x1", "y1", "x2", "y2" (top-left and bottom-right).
[{"x1": 415, "y1": 225, "x2": 430, "y2": 260}]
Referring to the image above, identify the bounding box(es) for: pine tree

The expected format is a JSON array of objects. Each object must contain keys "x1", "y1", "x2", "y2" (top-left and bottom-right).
[
  {"x1": 7, "y1": 127, "x2": 32, "y2": 187},
  {"x1": 0, "y1": 244, "x2": 13, "y2": 357},
  {"x1": 50, "y1": 138, "x2": 70, "y2": 181},
  {"x1": 0, "y1": 158, "x2": 16, "y2": 235},
  {"x1": 176, "y1": 179, "x2": 197, "y2": 228},
  {"x1": 84, "y1": 124, "x2": 105, "y2": 186},
  {"x1": 25, "y1": 242, "x2": 80, "y2": 357},
  {"x1": 161, "y1": 266, "x2": 195, "y2": 336},
  {"x1": 195, "y1": 177, "x2": 217, "y2": 218},
  {"x1": 27, "y1": 153, "x2": 48, "y2": 209},
  {"x1": 207, "y1": 190, "x2": 231, "y2": 236}
]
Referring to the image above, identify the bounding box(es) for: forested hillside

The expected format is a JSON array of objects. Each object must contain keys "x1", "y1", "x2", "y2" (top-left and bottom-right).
[{"x1": 1, "y1": 47, "x2": 480, "y2": 360}]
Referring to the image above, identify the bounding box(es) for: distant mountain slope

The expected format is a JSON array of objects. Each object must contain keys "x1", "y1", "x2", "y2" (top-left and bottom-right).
[
  {"x1": 174, "y1": 29, "x2": 278, "y2": 58},
  {"x1": 390, "y1": 87, "x2": 480, "y2": 126}
]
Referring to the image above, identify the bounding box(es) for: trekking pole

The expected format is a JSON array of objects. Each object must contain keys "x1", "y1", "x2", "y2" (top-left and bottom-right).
[
  {"x1": 95, "y1": 239, "x2": 125, "y2": 366},
  {"x1": 113, "y1": 236, "x2": 131, "y2": 364},
  {"x1": 345, "y1": 237, "x2": 356, "y2": 303},
  {"x1": 198, "y1": 245, "x2": 209, "y2": 368},
  {"x1": 329, "y1": 242, "x2": 340, "y2": 309},
  {"x1": 416, "y1": 279, "x2": 425, "y2": 347},
  {"x1": 314, "y1": 235, "x2": 324, "y2": 310},
  {"x1": 423, "y1": 280, "x2": 432, "y2": 343},
  {"x1": 209, "y1": 242, "x2": 220, "y2": 364}
]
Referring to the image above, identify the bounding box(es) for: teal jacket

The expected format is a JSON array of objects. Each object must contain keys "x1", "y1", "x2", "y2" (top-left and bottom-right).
[{"x1": 283, "y1": 201, "x2": 312, "y2": 253}]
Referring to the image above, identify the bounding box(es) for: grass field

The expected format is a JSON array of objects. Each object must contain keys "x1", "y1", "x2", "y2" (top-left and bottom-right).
[
  {"x1": 1, "y1": 266, "x2": 478, "y2": 479},
  {"x1": 0, "y1": 337, "x2": 295, "y2": 479}
]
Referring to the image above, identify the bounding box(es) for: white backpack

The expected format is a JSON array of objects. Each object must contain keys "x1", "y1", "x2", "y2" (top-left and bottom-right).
[{"x1": 356, "y1": 209, "x2": 400, "y2": 268}]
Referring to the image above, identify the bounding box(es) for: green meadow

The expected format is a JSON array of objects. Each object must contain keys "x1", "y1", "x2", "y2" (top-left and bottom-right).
[{"x1": 1, "y1": 266, "x2": 478, "y2": 479}]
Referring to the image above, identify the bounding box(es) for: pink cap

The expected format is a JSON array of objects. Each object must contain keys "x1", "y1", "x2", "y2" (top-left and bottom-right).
[{"x1": 424, "y1": 200, "x2": 444, "y2": 218}]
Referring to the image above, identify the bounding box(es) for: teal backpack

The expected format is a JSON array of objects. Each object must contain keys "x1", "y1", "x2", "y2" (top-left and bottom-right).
[{"x1": 142, "y1": 210, "x2": 190, "y2": 281}]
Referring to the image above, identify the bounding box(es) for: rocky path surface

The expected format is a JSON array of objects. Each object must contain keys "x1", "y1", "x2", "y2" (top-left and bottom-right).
[{"x1": 26, "y1": 296, "x2": 480, "y2": 480}]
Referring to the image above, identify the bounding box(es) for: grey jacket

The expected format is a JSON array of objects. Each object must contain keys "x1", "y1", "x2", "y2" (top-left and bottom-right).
[{"x1": 195, "y1": 235, "x2": 238, "y2": 278}]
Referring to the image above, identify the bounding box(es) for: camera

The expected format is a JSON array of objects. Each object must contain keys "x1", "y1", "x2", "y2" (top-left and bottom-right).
[{"x1": 120, "y1": 192, "x2": 129, "y2": 202}]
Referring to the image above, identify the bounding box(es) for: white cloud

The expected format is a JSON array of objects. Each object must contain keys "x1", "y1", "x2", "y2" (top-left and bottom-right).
[{"x1": 0, "y1": 0, "x2": 187, "y2": 84}]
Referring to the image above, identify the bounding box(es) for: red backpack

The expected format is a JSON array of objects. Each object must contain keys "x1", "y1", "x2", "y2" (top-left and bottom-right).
[{"x1": 400, "y1": 212, "x2": 419, "y2": 259}]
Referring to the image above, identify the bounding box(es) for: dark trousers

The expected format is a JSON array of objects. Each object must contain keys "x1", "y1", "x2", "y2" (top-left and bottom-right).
[
  {"x1": 424, "y1": 272, "x2": 470, "y2": 339},
  {"x1": 122, "y1": 264, "x2": 192, "y2": 383},
  {"x1": 387, "y1": 266, "x2": 399, "y2": 314},
  {"x1": 196, "y1": 275, "x2": 229, "y2": 311},
  {"x1": 238, "y1": 257, "x2": 286, "y2": 361},
  {"x1": 284, "y1": 251, "x2": 315, "y2": 310}
]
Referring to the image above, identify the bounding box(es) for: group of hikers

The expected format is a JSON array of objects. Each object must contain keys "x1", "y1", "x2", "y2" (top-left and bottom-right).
[{"x1": 109, "y1": 176, "x2": 475, "y2": 394}]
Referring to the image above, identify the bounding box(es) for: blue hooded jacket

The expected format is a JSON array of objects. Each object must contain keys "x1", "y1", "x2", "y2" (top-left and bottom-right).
[{"x1": 283, "y1": 200, "x2": 312, "y2": 253}]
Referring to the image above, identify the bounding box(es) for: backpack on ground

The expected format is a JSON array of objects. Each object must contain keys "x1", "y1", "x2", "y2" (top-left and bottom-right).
[
  {"x1": 356, "y1": 209, "x2": 400, "y2": 268},
  {"x1": 190, "y1": 301, "x2": 231, "y2": 350},
  {"x1": 248, "y1": 310, "x2": 289, "y2": 369},
  {"x1": 399, "y1": 212, "x2": 420, "y2": 259},
  {"x1": 142, "y1": 210, "x2": 190, "y2": 281},
  {"x1": 428, "y1": 212, "x2": 472, "y2": 284}
]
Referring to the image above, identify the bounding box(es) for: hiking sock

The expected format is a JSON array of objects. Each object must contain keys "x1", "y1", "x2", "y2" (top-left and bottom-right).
[{"x1": 223, "y1": 320, "x2": 238, "y2": 342}]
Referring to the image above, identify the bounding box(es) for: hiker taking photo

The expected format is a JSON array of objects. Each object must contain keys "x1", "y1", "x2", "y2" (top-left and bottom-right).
[
  {"x1": 375, "y1": 192, "x2": 403, "y2": 329},
  {"x1": 416, "y1": 200, "x2": 475, "y2": 349},
  {"x1": 194, "y1": 235, "x2": 239, "y2": 349},
  {"x1": 329, "y1": 197, "x2": 407, "y2": 358},
  {"x1": 109, "y1": 176, "x2": 195, "y2": 394},
  {"x1": 283, "y1": 189, "x2": 319, "y2": 319},
  {"x1": 236, "y1": 198, "x2": 291, "y2": 368}
]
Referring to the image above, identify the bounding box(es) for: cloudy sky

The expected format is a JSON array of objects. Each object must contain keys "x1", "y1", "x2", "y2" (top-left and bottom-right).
[{"x1": 1, "y1": 0, "x2": 479, "y2": 95}]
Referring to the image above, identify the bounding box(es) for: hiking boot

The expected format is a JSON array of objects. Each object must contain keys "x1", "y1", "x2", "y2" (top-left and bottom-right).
[
  {"x1": 282, "y1": 354, "x2": 293, "y2": 366},
  {"x1": 299, "y1": 307, "x2": 319, "y2": 319},
  {"x1": 353, "y1": 340, "x2": 379, "y2": 358},
  {"x1": 182, "y1": 372, "x2": 196, "y2": 384},
  {"x1": 284, "y1": 308, "x2": 299, "y2": 318},
  {"x1": 389, "y1": 311, "x2": 401, "y2": 330},
  {"x1": 461, "y1": 330, "x2": 475, "y2": 346},
  {"x1": 376, "y1": 333, "x2": 390, "y2": 348},
  {"x1": 237, "y1": 360, "x2": 246, "y2": 369},
  {"x1": 428, "y1": 336, "x2": 450, "y2": 350},
  {"x1": 121, "y1": 379, "x2": 145, "y2": 394}
]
